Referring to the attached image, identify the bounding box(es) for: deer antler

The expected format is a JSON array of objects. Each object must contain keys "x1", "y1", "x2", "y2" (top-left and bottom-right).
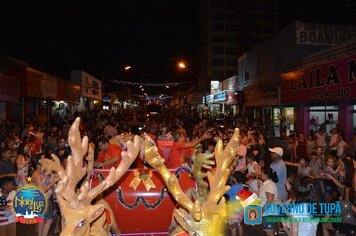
[
  {"x1": 206, "y1": 128, "x2": 240, "y2": 205},
  {"x1": 144, "y1": 139, "x2": 200, "y2": 218},
  {"x1": 145, "y1": 129, "x2": 240, "y2": 235},
  {"x1": 79, "y1": 135, "x2": 141, "y2": 205}
]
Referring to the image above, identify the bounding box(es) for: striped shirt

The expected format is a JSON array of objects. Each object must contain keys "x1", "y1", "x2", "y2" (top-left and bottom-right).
[{"x1": 0, "y1": 190, "x2": 16, "y2": 226}]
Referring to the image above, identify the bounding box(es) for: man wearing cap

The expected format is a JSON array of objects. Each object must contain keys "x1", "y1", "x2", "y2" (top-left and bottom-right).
[{"x1": 269, "y1": 147, "x2": 287, "y2": 201}]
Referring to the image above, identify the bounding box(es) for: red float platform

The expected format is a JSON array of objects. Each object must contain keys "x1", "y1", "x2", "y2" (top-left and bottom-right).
[{"x1": 90, "y1": 168, "x2": 195, "y2": 235}]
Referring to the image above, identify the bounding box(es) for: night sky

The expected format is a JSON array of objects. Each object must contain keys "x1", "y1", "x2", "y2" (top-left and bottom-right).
[
  {"x1": 0, "y1": 1, "x2": 197, "y2": 85},
  {"x1": 0, "y1": 0, "x2": 355, "y2": 88}
]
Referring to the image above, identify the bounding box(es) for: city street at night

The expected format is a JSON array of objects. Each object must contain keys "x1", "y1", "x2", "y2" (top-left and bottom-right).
[{"x1": 0, "y1": 1, "x2": 356, "y2": 236}]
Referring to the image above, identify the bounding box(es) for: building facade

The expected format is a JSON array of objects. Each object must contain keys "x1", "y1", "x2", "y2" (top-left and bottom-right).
[
  {"x1": 198, "y1": 0, "x2": 279, "y2": 92},
  {"x1": 236, "y1": 21, "x2": 356, "y2": 137}
]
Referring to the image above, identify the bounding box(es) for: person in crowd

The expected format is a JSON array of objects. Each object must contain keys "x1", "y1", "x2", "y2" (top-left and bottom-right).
[
  {"x1": 322, "y1": 190, "x2": 356, "y2": 235},
  {"x1": 0, "y1": 147, "x2": 16, "y2": 180},
  {"x1": 35, "y1": 125, "x2": 45, "y2": 145},
  {"x1": 295, "y1": 132, "x2": 307, "y2": 161},
  {"x1": 225, "y1": 171, "x2": 245, "y2": 236},
  {"x1": 341, "y1": 155, "x2": 354, "y2": 201},
  {"x1": 259, "y1": 167, "x2": 279, "y2": 236},
  {"x1": 349, "y1": 130, "x2": 356, "y2": 157},
  {"x1": 94, "y1": 136, "x2": 121, "y2": 169},
  {"x1": 31, "y1": 154, "x2": 59, "y2": 236},
  {"x1": 205, "y1": 141, "x2": 215, "y2": 155},
  {"x1": 27, "y1": 133, "x2": 42, "y2": 155},
  {"x1": 269, "y1": 147, "x2": 287, "y2": 201},
  {"x1": 246, "y1": 154, "x2": 261, "y2": 193},
  {"x1": 315, "y1": 128, "x2": 327, "y2": 154},
  {"x1": 315, "y1": 146, "x2": 325, "y2": 162},
  {"x1": 16, "y1": 144, "x2": 32, "y2": 187},
  {"x1": 284, "y1": 156, "x2": 312, "y2": 178},
  {"x1": 257, "y1": 133, "x2": 268, "y2": 167},
  {"x1": 288, "y1": 131, "x2": 297, "y2": 162},
  {"x1": 166, "y1": 132, "x2": 211, "y2": 169},
  {"x1": 306, "y1": 134, "x2": 316, "y2": 156},
  {"x1": 54, "y1": 137, "x2": 71, "y2": 168},
  {"x1": 283, "y1": 176, "x2": 319, "y2": 236},
  {"x1": 321, "y1": 155, "x2": 340, "y2": 201},
  {"x1": 329, "y1": 128, "x2": 339, "y2": 157},
  {"x1": 336, "y1": 133, "x2": 349, "y2": 160},
  {"x1": 234, "y1": 134, "x2": 249, "y2": 172},
  {"x1": 103, "y1": 122, "x2": 117, "y2": 139},
  {"x1": 0, "y1": 177, "x2": 17, "y2": 236}
]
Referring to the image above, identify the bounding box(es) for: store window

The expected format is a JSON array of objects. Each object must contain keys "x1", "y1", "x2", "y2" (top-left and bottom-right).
[
  {"x1": 309, "y1": 105, "x2": 338, "y2": 134},
  {"x1": 272, "y1": 107, "x2": 294, "y2": 138}
]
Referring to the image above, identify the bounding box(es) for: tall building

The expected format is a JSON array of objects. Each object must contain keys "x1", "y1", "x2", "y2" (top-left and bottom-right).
[{"x1": 197, "y1": 0, "x2": 279, "y2": 92}]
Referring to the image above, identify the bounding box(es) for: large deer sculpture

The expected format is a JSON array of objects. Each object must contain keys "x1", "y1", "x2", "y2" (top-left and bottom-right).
[
  {"x1": 40, "y1": 117, "x2": 141, "y2": 236},
  {"x1": 144, "y1": 128, "x2": 240, "y2": 236}
]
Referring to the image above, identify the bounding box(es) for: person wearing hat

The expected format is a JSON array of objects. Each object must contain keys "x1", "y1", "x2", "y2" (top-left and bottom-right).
[{"x1": 269, "y1": 147, "x2": 287, "y2": 201}]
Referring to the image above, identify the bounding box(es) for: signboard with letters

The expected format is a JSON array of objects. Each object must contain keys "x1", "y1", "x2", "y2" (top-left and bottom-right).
[
  {"x1": 296, "y1": 21, "x2": 356, "y2": 46},
  {"x1": 281, "y1": 54, "x2": 356, "y2": 103}
]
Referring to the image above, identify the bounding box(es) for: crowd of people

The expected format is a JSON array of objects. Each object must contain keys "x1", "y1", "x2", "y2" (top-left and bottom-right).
[{"x1": 0, "y1": 107, "x2": 355, "y2": 236}]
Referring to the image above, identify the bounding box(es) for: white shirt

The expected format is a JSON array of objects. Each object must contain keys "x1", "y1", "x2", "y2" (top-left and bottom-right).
[
  {"x1": 289, "y1": 203, "x2": 319, "y2": 236},
  {"x1": 258, "y1": 179, "x2": 278, "y2": 207}
]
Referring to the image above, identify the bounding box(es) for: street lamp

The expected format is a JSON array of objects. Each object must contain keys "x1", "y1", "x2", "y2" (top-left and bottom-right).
[
  {"x1": 177, "y1": 61, "x2": 199, "y2": 79},
  {"x1": 103, "y1": 65, "x2": 132, "y2": 88}
]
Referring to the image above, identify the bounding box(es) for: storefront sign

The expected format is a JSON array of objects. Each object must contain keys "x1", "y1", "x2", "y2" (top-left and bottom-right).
[
  {"x1": 226, "y1": 92, "x2": 237, "y2": 105},
  {"x1": 254, "y1": 88, "x2": 278, "y2": 106},
  {"x1": 281, "y1": 55, "x2": 356, "y2": 103},
  {"x1": 25, "y1": 68, "x2": 65, "y2": 100},
  {"x1": 296, "y1": 21, "x2": 356, "y2": 46},
  {"x1": 0, "y1": 75, "x2": 20, "y2": 102},
  {"x1": 82, "y1": 72, "x2": 102, "y2": 100}
]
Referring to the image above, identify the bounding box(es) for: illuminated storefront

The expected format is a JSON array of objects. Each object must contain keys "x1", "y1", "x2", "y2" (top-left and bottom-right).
[{"x1": 281, "y1": 54, "x2": 356, "y2": 140}]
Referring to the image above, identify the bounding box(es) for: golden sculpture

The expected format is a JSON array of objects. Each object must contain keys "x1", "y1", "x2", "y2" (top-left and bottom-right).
[
  {"x1": 40, "y1": 117, "x2": 141, "y2": 236},
  {"x1": 144, "y1": 128, "x2": 240, "y2": 236}
]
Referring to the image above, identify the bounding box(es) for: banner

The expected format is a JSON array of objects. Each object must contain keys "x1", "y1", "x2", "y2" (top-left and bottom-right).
[
  {"x1": 110, "y1": 80, "x2": 192, "y2": 87},
  {"x1": 281, "y1": 55, "x2": 356, "y2": 103},
  {"x1": 296, "y1": 21, "x2": 356, "y2": 46}
]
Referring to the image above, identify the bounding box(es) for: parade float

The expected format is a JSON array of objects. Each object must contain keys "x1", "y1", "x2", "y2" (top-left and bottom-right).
[{"x1": 39, "y1": 117, "x2": 243, "y2": 235}]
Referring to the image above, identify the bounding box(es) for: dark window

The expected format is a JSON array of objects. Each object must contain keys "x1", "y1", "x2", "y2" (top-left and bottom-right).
[
  {"x1": 213, "y1": 70, "x2": 224, "y2": 79},
  {"x1": 276, "y1": 57, "x2": 281, "y2": 69},
  {"x1": 226, "y1": 58, "x2": 237, "y2": 66},
  {"x1": 245, "y1": 67, "x2": 249, "y2": 80},
  {"x1": 212, "y1": 47, "x2": 224, "y2": 54},
  {"x1": 225, "y1": 13, "x2": 236, "y2": 21},
  {"x1": 226, "y1": 47, "x2": 237, "y2": 55},
  {"x1": 226, "y1": 35, "x2": 238, "y2": 42},
  {"x1": 264, "y1": 26, "x2": 275, "y2": 33},
  {"x1": 212, "y1": 58, "x2": 224, "y2": 66},
  {"x1": 212, "y1": 24, "x2": 224, "y2": 31},
  {"x1": 263, "y1": 4, "x2": 275, "y2": 11},
  {"x1": 226, "y1": 70, "x2": 236, "y2": 77},
  {"x1": 225, "y1": 1, "x2": 237, "y2": 8},
  {"x1": 251, "y1": 36, "x2": 262, "y2": 43},
  {"x1": 263, "y1": 15, "x2": 275, "y2": 22},
  {"x1": 252, "y1": 25, "x2": 261, "y2": 33},
  {"x1": 212, "y1": 12, "x2": 224, "y2": 20},
  {"x1": 212, "y1": 1, "x2": 223, "y2": 9},
  {"x1": 226, "y1": 24, "x2": 237, "y2": 32},
  {"x1": 212, "y1": 35, "x2": 224, "y2": 42}
]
